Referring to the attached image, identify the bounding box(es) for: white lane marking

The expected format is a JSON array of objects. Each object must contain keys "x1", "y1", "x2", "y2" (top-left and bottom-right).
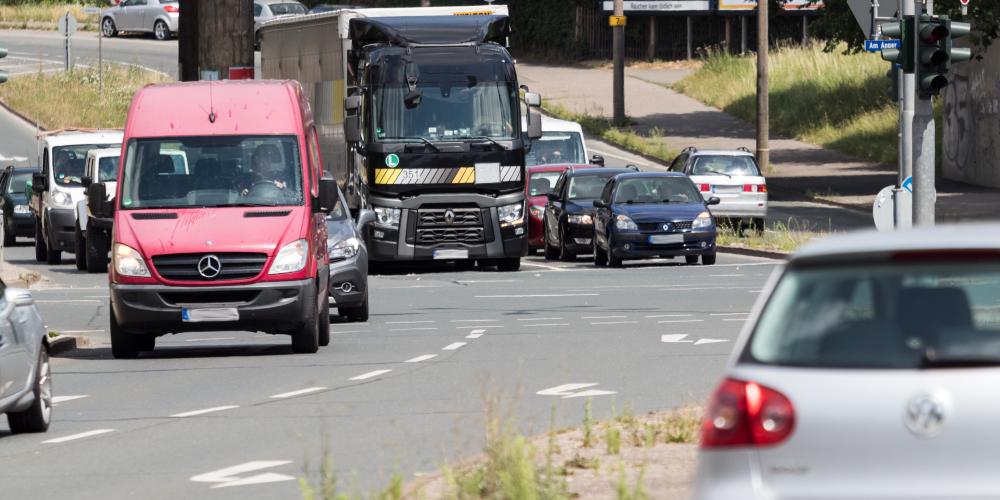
[
  {"x1": 521, "y1": 262, "x2": 567, "y2": 272},
  {"x1": 659, "y1": 319, "x2": 705, "y2": 324},
  {"x1": 661, "y1": 334, "x2": 694, "y2": 343},
  {"x1": 475, "y1": 293, "x2": 599, "y2": 298},
  {"x1": 51, "y1": 395, "x2": 88, "y2": 404},
  {"x1": 185, "y1": 337, "x2": 236, "y2": 342},
  {"x1": 469, "y1": 329, "x2": 486, "y2": 334},
  {"x1": 442, "y1": 342, "x2": 467, "y2": 351},
  {"x1": 36, "y1": 299, "x2": 101, "y2": 304},
  {"x1": 455, "y1": 280, "x2": 515, "y2": 283},
  {"x1": 709, "y1": 313, "x2": 750, "y2": 316},
  {"x1": 537, "y1": 383, "x2": 598, "y2": 396},
  {"x1": 390, "y1": 327, "x2": 438, "y2": 332},
  {"x1": 590, "y1": 321, "x2": 637, "y2": 325},
  {"x1": 171, "y1": 406, "x2": 239, "y2": 418},
  {"x1": 646, "y1": 314, "x2": 693, "y2": 318},
  {"x1": 269, "y1": 387, "x2": 326, "y2": 399},
  {"x1": 723, "y1": 318, "x2": 749, "y2": 322},
  {"x1": 563, "y1": 389, "x2": 617, "y2": 399},
  {"x1": 43, "y1": 429, "x2": 115, "y2": 444},
  {"x1": 522, "y1": 323, "x2": 569, "y2": 327},
  {"x1": 582, "y1": 315, "x2": 627, "y2": 319},
  {"x1": 349, "y1": 369, "x2": 392, "y2": 381},
  {"x1": 516, "y1": 317, "x2": 563, "y2": 321},
  {"x1": 450, "y1": 319, "x2": 500, "y2": 323},
  {"x1": 695, "y1": 338, "x2": 730, "y2": 345},
  {"x1": 454, "y1": 325, "x2": 503, "y2": 329},
  {"x1": 710, "y1": 274, "x2": 744, "y2": 277},
  {"x1": 466, "y1": 333, "x2": 484, "y2": 339},
  {"x1": 406, "y1": 354, "x2": 438, "y2": 363},
  {"x1": 386, "y1": 320, "x2": 435, "y2": 324},
  {"x1": 191, "y1": 460, "x2": 295, "y2": 489}
]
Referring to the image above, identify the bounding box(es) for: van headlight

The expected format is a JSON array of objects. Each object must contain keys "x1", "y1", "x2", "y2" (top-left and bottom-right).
[
  {"x1": 374, "y1": 207, "x2": 401, "y2": 228},
  {"x1": 113, "y1": 244, "x2": 151, "y2": 277},
  {"x1": 692, "y1": 211, "x2": 714, "y2": 230},
  {"x1": 498, "y1": 202, "x2": 524, "y2": 227},
  {"x1": 328, "y1": 236, "x2": 360, "y2": 261},
  {"x1": 51, "y1": 190, "x2": 73, "y2": 209},
  {"x1": 269, "y1": 239, "x2": 309, "y2": 274}
]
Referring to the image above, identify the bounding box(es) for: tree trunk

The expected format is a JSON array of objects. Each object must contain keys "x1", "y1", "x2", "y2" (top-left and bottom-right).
[{"x1": 178, "y1": 0, "x2": 254, "y2": 81}]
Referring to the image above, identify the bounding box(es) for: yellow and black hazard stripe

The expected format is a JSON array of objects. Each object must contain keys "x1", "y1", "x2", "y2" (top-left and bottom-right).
[{"x1": 374, "y1": 167, "x2": 477, "y2": 185}]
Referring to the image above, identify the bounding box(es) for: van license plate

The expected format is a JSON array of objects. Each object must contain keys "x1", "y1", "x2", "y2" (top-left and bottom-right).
[
  {"x1": 182, "y1": 308, "x2": 239, "y2": 323},
  {"x1": 649, "y1": 234, "x2": 684, "y2": 245},
  {"x1": 433, "y1": 249, "x2": 469, "y2": 260}
]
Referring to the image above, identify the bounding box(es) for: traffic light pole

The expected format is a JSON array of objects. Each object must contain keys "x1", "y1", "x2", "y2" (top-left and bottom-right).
[
  {"x1": 912, "y1": 0, "x2": 935, "y2": 226},
  {"x1": 897, "y1": 0, "x2": 915, "y2": 229}
]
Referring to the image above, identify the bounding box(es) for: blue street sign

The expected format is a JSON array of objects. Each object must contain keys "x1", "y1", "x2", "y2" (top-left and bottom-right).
[
  {"x1": 901, "y1": 176, "x2": 913, "y2": 193},
  {"x1": 864, "y1": 39, "x2": 902, "y2": 52}
]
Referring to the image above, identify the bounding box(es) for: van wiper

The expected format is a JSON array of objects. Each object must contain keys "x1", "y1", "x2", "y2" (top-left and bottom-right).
[
  {"x1": 385, "y1": 136, "x2": 440, "y2": 153},
  {"x1": 461, "y1": 136, "x2": 509, "y2": 150},
  {"x1": 919, "y1": 348, "x2": 1000, "y2": 368}
]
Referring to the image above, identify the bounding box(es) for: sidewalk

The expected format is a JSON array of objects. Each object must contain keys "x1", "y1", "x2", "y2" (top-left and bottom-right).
[{"x1": 518, "y1": 64, "x2": 1000, "y2": 223}]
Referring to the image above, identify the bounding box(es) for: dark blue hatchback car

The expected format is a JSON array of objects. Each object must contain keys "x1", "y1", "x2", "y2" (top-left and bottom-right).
[{"x1": 592, "y1": 172, "x2": 720, "y2": 267}]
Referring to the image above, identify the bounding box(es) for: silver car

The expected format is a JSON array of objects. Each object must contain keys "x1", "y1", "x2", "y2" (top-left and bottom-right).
[
  {"x1": 101, "y1": 0, "x2": 180, "y2": 41},
  {"x1": 669, "y1": 147, "x2": 767, "y2": 232},
  {"x1": 694, "y1": 224, "x2": 1000, "y2": 499},
  {"x1": 0, "y1": 280, "x2": 52, "y2": 434},
  {"x1": 254, "y1": 0, "x2": 308, "y2": 49}
]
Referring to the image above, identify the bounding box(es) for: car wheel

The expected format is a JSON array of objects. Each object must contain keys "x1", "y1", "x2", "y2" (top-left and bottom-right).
[
  {"x1": 86, "y1": 226, "x2": 109, "y2": 273},
  {"x1": 318, "y1": 288, "x2": 331, "y2": 346},
  {"x1": 685, "y1": 255, "x2": 700, "y2": 265},
  {"x1": 558, "y1": 226, "x2": 575, "y2": 261},
  {"x1": 154, "y1": 20, "x2": 169, "y2": 41},
  {"x1": 3, "y1": 217, "x2": 14, "y2": 247},
  {"x1": 341, "y1": 289, "x2": 369, "y2": 323},
  {"x1": 7, "y1": 346, "x2": 52, "y2": 434},
  {"x1": 593, "y1": 242, "x2": 607, "y2": 266},
  {"x1": 543, "y1": 222, "x2": 559, "y2": 260},
  {"x1": 751, "y1": 217, "x2": 766, "y2": 235},
  {"x1": 497, "y1": 258, "x2": 521, "y2": 272},
  {"x1": 74, "y1": 224, "x2": 87, "y2": 271},
  {"x1": 135, "y1": 335, "x2": 155, "y2": 352},
  {"x1": 102, "y1": 17, "x2": 118, "y2": 37},
  {"x1": 607, "y1": 236, "x2": 623, "y2": 268},
  {"x1": 45, "y1": 229, "x2": 61, "y2": 264},
  {"x1": 110, "y1": 303, "x2": 139, "y2": 359},
  {"x1": 291, "y1": 290, "x2": 320, "y2": 354},
  {"x1": 34, "y1": 217, "x2": 46, "y2": 262},
  {"x1": 702, "y1": 253, "x2": 717, "y2": 265}
]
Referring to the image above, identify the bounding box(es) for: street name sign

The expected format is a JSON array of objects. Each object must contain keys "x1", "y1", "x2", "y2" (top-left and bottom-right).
[{"x1": 864, "y1": 39, "x2": 901, "y2": 52}]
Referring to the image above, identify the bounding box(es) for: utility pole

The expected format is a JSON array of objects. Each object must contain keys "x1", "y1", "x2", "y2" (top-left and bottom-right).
[
  {"x1": 912, "y1": 0, "x2": 934, "y2": 225},
  {"x1": 178, "y1": 0, "x2": 254, "y2": 82},
  {"x1": 900, "y1": 0, "x2": 916, "y2": 226},
  {"x1": 756, "y1": 0, "x2": 769, "y2": 172},
  {"x1": 612, "y1": 0, "x2": 626, "y2": 125}
]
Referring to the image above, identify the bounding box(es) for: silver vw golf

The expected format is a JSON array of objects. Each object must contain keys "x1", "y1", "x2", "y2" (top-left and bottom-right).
[
  {"x1": 0, "y1": 280, "x2": 51, "y2": 434},
  {"x1": 694, "y1": 224, "x2": 1000, "y2": 499}
]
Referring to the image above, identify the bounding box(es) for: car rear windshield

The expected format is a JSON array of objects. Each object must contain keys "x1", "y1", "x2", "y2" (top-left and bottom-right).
[
  {"x1": 528, "y1": 172, "x2": 562, "y2": 196},
  {"x1": 53, "y1": 144, "x2": 118, "y2": 187},
  {"x1": 120, "y1": 135, "x2": 304, "y2": 209},
  {"x1": 98, "y1": 156, "x2": 119, "y2": 183},
  {"x1": 568, "y1": 174, "x2": 613, "y2": 200},
  {"x1": 691, "y1": 155, "x2": 760, "y2": 177},
  {"x1": 526, "y1": 132, "x2": 586, "y2": 166},
  {"x1": 615, "y1": 177, "x2": 701, "y2": 204},
  {"x1": 746, "y1": 261, "x2": 1000, "y2": 369},
  {"x1": 270, "y1": 2, "x2": 307, "y2": 15}
]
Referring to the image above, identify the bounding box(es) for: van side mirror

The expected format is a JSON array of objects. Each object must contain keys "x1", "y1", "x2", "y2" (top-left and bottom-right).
[
  {"x1": 32, "y1": 172, "x2": 47, "y2": 193},
  {"x1": 590, "y1": 154, "x2": 605, "y2": 166},
  {"x1": 344, "y1": 95, "x2": 362, "y2": 144},
  {"x1": 81, "y1": 176, "x2": 93, "y2": 189},
  {"x1": 356, "y1": 209, "x2": 376, "y2": 233},
  {"x1": 707, "y1": 196, "x2": 721, "y2": 206},
  {"x1": 523, "y1": 92, "x2": 541, "y2": 107},
  {"x1": 593, "y1": 199, "x2": 608, "y2": 209},
  {"x1": 317, "y1": 178, "x2": 338, "y2": 213},
  {"x1": 526, "y1": 110, "x2": 542, "y2": 140},
  {"x1": 88, "y1": 182, "x2": 114, "y2": 218}
]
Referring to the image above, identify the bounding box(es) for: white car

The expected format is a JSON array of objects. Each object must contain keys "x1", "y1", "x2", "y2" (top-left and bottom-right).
[
  {"x1": 669, "y1": 147, "x2": 767, "y2": 232},
  {"x1": 254, "y1": 0, "x2": 308, "y2": 49},
  {"x1": 101, "y1": 0, "x2": 180, "y2": 41},
  {"x1": 74, "y1": 148, "x2": 119, "y2": 272},
  {"x1": 694, "y1": 224, "x2": 1000, "y2": 500},
  {"x1": 524, "y1": 115, "x2": 600, "y2": 167}
]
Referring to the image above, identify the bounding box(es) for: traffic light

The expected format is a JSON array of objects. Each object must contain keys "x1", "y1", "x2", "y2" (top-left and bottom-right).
[
  {"x1": 915, "y1": 15, "x2": 973, "y2": 98},
  {"x1": 879, "y1": 17, "x2": 913, "y2": 74},
  {"x1": 946, "y1": 18, "x2": 973, "y2": 66},
  {"x1": 0, "y1": 46, "x2": 7, "y2": 84}
]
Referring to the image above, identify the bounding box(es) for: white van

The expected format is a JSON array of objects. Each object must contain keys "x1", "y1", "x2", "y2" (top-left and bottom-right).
[{"x1": 523, "y1": 116, "x2": 601, "y2": 166}]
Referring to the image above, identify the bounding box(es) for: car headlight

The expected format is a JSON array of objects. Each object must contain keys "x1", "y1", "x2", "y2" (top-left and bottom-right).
[
  {"x1": 692, "y1": 211, "x2": 714, "y2": 230},
  {"x1": 328, "y1": 236, "x2": 360, "y2": 261},
  {"x1": 615, "y1": 214, "x2": 637, "y2": 231},
  {"x1": 499, "y1": 202, "x2": 524, "y2": 227},
  {"x1": 51, "y1": 190, "x2": 73, "y2": 208},
  {"x1": 374, "y1": 207, "x2": 401, "y2": 228},
  {"x1": 567, "y1": 214, "x2": 593, "y2": 225},
  {"x1": 113, "y1": 243, "x2": 150, "y2": 277},
  {"x1": 269, "y1": 239, "x2": 309, "y2": 274},
  {"x1": 529, "y1": 205, "x2": 544, "y2": 219},
  {"x1": 13, "y1": 205, "x2": 29, "y2": 214}
]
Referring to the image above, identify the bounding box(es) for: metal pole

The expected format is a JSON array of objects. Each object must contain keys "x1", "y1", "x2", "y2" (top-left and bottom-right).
[
  {"x1": 612, "y1": 0, "x2": 625, "y2": 125},
  {"x1": 99, "y1": 13, "x2": 103, "y2": 96},
  {"x1": 725, "y1": 17, "x2": 732, "y2": 53},
  {"x1": 756, "y1": 0, "x2": 769, "y2": 173},
  {"x1": 686, "y1": 16, "x2": 693, "y2": 60},
  {"x1": 913, "y1": 0, "x2": 935, "y2": 225},
  {"x1": 64, "y1": 12, "x2": 71, "y2": 72},
  {"x1": 647, "y1": 16, "x2": 657, "y2": 60},
  {"x1": 801, "y1": 16, "x2": 808, "y2": 44},
  {"x1": 740, "y1": 15, "x2": 747, "y2": 55},
  {"x1": 895, "y1": 0, "x2": 915, "y2": 230}
]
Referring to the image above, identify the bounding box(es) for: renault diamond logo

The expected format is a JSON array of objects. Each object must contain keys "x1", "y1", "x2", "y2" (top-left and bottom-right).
[
  {"x1": 197, "y1": 255, "x2": 222, "y2": 279},
  {"x1": 662, "y1": 223, "x2": 673, "y2": 232},
  {"x1": 905, "y1": 394, "x2": 947, "y2": 438},
  {"x1": 444, "y1": 209, "x2": 456, "y2": 225}
]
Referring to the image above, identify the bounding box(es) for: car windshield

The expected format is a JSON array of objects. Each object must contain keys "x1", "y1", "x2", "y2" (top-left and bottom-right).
[
  {"x1": 269, "y1": 2, "x2": 307, "y2": 15},
  {"x1": 53, "y1": 144, "x2": 118, "y2": 187},
  {"x1": 526, "y1": 132, "x2": 586, "y2": 166},
  {"x1": 120, "y1": 135, "x2": 304, "y2": 209},
  {"x1": 326, "y1": 193, "x2": 348, "y2": 221},
  {"x1": 691, "y1": 155, "x2": 760, "y2": 177},
  {"x1": 9, "y1": 171, "x2": 32, "y2": 194},
  {"x1": 98, "y1": 156, "x2": 119, "y2": 183},
  {"x1": 615, "y1": 177, "x2": 702, "y2": 204},
  {"x1": 568, "y1": 175, "x2": 613, "y2": 200},
  {"x1": 528, "y1": 172, "x2": 562, "y2": 196},
  {"x1": 747, "y1": 262, "x2": 1000, "y2": 369}
]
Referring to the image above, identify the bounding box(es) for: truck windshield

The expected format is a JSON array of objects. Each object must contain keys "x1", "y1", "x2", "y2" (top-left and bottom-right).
[
  {"x1": 98, "y1": 156, "x2": 119, "y2": 182},
  {"x1": 119, "y1": 135, "x2": 304, "y2": 209},
  {"x1": 373, "y1": 81, "x2": 518, "y2": 142},
  {"x1": 526, "y1": 132, "x2": 586, "y2": 166},
  {"x1": 53, "y1": 144, "x2": 118, "y2": 187}
]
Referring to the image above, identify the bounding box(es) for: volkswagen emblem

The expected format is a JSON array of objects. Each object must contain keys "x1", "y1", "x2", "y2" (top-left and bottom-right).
[
  {"x1": 197, "y1": 254, "x2": 222, "y2": 279},
  {"x1": 444, "y1": 209, "x2": 456, "y2": 225},
  {"x1": 662, "y1": 223, "x2": 673, "y2": 232},
  {"x1": 905, "y1": 394, "x2": 947, "y2": 438}
]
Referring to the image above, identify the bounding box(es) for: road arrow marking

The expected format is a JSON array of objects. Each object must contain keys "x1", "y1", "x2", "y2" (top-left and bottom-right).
[
  {"x1": 562, "y1": 389, "x2": 617, "y2": 399},
  {"x1": 191, "y1": 460, "x2": 295, "y2": 489},
  {"x1": 661, "y1": 334, "x2": 693, "y2": 343},
  {"x1": 694, "y1": 338, "x2": 729, "y2": 345}
]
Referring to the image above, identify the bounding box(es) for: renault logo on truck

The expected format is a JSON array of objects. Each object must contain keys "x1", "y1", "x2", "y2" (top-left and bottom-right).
[{"x1": 197, "y1": 255, "x2": 222, "y2": 279}]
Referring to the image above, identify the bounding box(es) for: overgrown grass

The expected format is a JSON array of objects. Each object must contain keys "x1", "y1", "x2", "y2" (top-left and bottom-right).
[
  {"x1": 0, "y1": 3, "x2": 98, "y2": 30},
  {"x1": 716, "y1": 219, "x2": 828, "y2": 253},
  {"x1": 0, "y1": 64, "x2": 168, "y2": 129},
  {"x1": 674, "y1": 44, "x2": 902, "y2": 165},
  {"x1": 542, "y1": 102, "x2": 678, "y2": 164}
]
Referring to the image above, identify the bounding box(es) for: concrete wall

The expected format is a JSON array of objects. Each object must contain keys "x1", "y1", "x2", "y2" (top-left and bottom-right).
[{"x1": 943, "y1": 40, "x2": 1000, "y2": 188}]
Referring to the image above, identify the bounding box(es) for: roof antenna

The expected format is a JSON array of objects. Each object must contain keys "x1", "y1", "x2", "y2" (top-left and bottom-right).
[{"x1": 208, "y1": 81, "x2": 217, "y2": 123}]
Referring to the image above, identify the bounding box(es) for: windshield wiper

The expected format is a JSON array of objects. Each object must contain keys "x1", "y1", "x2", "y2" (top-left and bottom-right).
[
  {"x1": 385, "y1": 136, "x2": 440, "y2": 153},
  {"x1": 919, "y1": 348, "x2": 1000, "y2": 368},
  {"x1": 460, "y1": 136, "x2": 509, "y2": 150}
]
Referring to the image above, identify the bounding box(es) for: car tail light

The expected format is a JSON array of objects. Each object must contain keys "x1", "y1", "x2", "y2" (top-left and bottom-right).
[
  {"x1": 701, "y1": 378, "x2": 795, "y2": 448},
  {"x1": 741, "y1": 184, "x2": 767, "y2": 193},
  {"x1": 699, "y1": 184, "x2": 711, "y2": 192},
  {"x1": 163, "y1": 4, "x2": 179, "y2": 12}
]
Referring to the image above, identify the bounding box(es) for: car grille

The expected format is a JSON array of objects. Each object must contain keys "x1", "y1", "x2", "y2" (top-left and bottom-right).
[
  {"x1": 637, "y1": 221, "x2": 694, "y2": 232},
  {"x1": 151, "y1": 253, "x2": 268, "y2": 281},
  {"x1": 159, "y1": 291, "x2": 260, "y2": 305},
  {"x1": 417, "y1": 208, "x2": 482, "y2": 227},
  {"x1": 416, "y1": 227, "x2": 485, "y2": 244}
]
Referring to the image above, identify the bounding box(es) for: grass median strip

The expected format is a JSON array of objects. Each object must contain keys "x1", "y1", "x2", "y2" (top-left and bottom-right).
[
  {"x1": 717, "y1": 219, "x2": 828, "y2": 254},
  {"x1": 0, "y1": 4, "x2": 97, "y2": 31}
]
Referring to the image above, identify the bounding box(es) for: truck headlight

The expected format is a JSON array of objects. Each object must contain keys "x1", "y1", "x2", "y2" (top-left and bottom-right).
[
  {"x1": 614, "y1": 214, "x2": 637, "y2": 231},
  {"x1": 328, "y1": 236, "x2": 360, "y2": 261},
  {"x1": 498, "y1": 202, "x2": 524, "y2": 227},
  {"x1": 13, "y1": 205, "x2": 29, "y2": 214},
  {"x1": 113, "y1": 244, "x2": 150, "y2": 277},
  {"x1": 269, "y1": 239, "x2": 309, "y2": 274},
  {"x1": 567, "y1": 214, "x2": 593, "y2": 225},
  {"x1": 374, "y1": 207, "x2": 401, "y2": 228},
  {"x1": 692, "y1": 211, "x2": 714, "y2": 230},
  {"x1": 51, "y1": 190, "x2": 73, "y2": 209}
]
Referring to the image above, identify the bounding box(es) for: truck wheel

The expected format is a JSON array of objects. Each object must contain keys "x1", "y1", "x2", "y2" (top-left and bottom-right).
[
  {"x1": 34, "y1": 218, "x2": 46, "y2": 262},
  {"x1": 318, "y1": 292, "x2": 331, "y2": 347},
  {"x1": 110, "y1": 304, "x2": 139, "y2": 359},
  {"x1": 86, "y1": 227, "x2": 109, "y2": 273},
  {"x1": 341, "y1": 289, "x2": 369, "y2": 323},
  {"x1": 291, "y1": 291, "x2": 319, "y2": 354},
  {"x1": 74, "y1": 225, "x2": 87, "y2": 271},
  {"x1": 497, "y1": 258, "x2": 521, "y2": 272},
  {"x1": 6, "y1": 346, "x2": 52, "y2": 434}
]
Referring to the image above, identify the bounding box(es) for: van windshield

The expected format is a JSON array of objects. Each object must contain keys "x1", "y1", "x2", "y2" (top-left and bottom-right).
[
  {"x1": 526, "y1": 132, "x2": 586, "y2": 166},
  {"x1": 119, "y1": 135, "x2": 304, "y2": 209},
  {"x1": 53, "y1": 144, "x2": 118, "y2": 187}
]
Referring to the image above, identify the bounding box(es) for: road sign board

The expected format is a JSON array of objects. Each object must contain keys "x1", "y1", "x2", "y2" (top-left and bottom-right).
[
  {"x1": 864, "y1": 39, "x2": 901, "y2": 52},
  {"x1": 873, "y1": 185, "x2": 912, "y2": 231},
  {"x1": 901, "y1": 176, "x2": 913, "y2": 193},
  {"x1": 83, "y1": 6, "x2": 101, "y2": 15},
  {"x1": 959, "y1": 0, "x2": 969, "y2": 5},
  {"x1": 848, "y1": 0, "x2": 899, "y2": 38},
  {"x1": 57, "y1": 14, "x2": 78, "y2": 36}
]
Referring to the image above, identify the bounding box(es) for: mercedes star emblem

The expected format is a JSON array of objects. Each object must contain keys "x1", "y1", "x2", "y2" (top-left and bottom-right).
[
  {"x1": 444, "y1": 209, "x2": 456, "y2": 225},
  {"x1": 197, "y1": 254, "x2": 222, "y2": 279},
  {"x1": 905, "y1": 393, "x2": 947, "y2": 438}
]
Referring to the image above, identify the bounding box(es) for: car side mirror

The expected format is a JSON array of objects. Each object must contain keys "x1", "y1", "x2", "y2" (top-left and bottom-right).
[
  {"x1": 88, "y1": 182, "x2": 114, "y2": 218},
  {"x1": 81, "y1": 175, "x2": 93, "y2": 189},
  {"x1": 5, "y1": 288, "x2": 33, "y2": 307},
  {"x1": 317, "y1": 178, "x2": 338, "y2": 213},
  {"x1": 31, "y1": 172, "x2": 47, "y2": 193},
  {"x1": 356, "y1": 209, "x2": 376, "y2": 233},
  {"x1": 707, "y1": 196, "x2": 721, "y2": 206},
  {"x1": 593, "y1": 199, "x2": 608, "y2": 208},
  {"x1": 590, "y1": 154, "x2": 605, "y2": 166},
  {"x1": 545, "y1": 192, "x2": 559, "y2": 203}
]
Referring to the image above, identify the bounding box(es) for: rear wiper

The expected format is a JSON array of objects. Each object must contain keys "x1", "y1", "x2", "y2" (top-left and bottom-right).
[
  {"x1": 703, "y1": 170, "x2": 732, "y2": 178},
  {"x1": 461, "y1": 136, "x2": 509, "y2": 150},
  {"x1": 919, "y1": 348, "x2": 1000, "y2": 368},
  {"x1": 386, "y1": 136, "x2": 440, "y2": 153}
]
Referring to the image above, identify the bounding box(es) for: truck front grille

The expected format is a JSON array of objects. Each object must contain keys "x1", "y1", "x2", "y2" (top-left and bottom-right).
[
  {"x1": 151, "y1": 253, "x2": 268, "y2": 281},
  {"x1": 417, "y1": 208, "x2": 482, "y2": 227},
  {"x1": 416, "y1": 227, "x2": 485, "y2": 244}
]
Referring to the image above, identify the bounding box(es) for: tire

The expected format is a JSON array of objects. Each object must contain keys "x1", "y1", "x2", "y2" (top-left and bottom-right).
[
  {"x1": 341, "y1": 289, "x2": 369, "y2": 323},
  {"x1": 34, "y1": 217, "x2": 46, "y2": 262},
  {"x1": 318, "y1": 291, "x2": 331, "y2": 346},
  {"x1": 558, "y1": 226, "x2": 575, "y2": 261},
  {"x1": 46, "y1": 244, "x2": 61, "y2": 265},
  {"x1": 110, "y1": 303, "x2": 139, "y2": 359},
  {"x1": 685, "y1": 255, "x2": 700, "y2": 265},
  {"x1": 86, "y1": 226, "x2": 109, "y2": 273},
  {"x1": 3, "y1": 218, "x2": 14, "y2": 247},
  {"x1": 751, "y1": 217, "x2": 766, "y2": 235},
  {"x1": 291, "y1": 289, "x2": 320, "y2": 354},
  {"x1": 154, "y1": 20, "x2": 169, "y2": 41},
  {"x1": 101, "y1": 17, "x2": 117, "y2": 37},
  {"x1": 497, "y1": 258, "x2": 521, "y2": 272},
  {"x1": 607, "y1": 235, "x2": 623, "y2": 268},
  {"x1": 543, "y1": 222, "x2": 559, "y2": 260},
  {"x1": 7, "y1": 346, "x2": 52, "y2": 434},
  {"x1": 74, "y1": 225, "x2": 87, "y2": 271},
  {"x1": 594, "y1": 242, "x2": 607, "y2": 267},
  {"x1": 702, "y1": 253, "x2": 717, "y2": 265},
  {"x1": 135, "y1": 335, "x2": 155, "y2": 352}
]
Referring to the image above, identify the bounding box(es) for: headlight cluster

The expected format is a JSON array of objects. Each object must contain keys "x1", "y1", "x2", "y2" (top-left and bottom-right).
[
  {"x1": 614, "y1": 214, "x2": 637, "y2": 231},
  {"x1": 498, "y1": 202, "x2": 524, "y2": 227},
  {"x1": 13, "y1": 205, "x2": 29, "y2": 214},
  {"x1": 329, "y1": 236, "x2": 360, "y2": 261},
  {"x1": 114, "y1": 244, "x2": 150, "y2": 277},
  {"x1": 51, "y1": 190, "x2": 73, "y2": 209},
  {"x1": 374, "y1": 207, "x2": 401, "y2": 228},
  {"x1": 269, "y1": 239, "x2": 309, "y2": 275},
  {"x1": 692, "y1": 211, "x2": 714, "y2": 230},
  {"x1": 567, "y1": 214, "x2": 593, "y2": 225}
]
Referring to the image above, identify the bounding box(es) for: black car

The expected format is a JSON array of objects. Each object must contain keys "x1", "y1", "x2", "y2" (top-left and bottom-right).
[
  {"x1": 327, "y1": 186, "x2": 375, "y2": 322},
  {"x1": 543, "y1": 167, "x2": 634, "y2": 261},
  {"x1": 0, "y1": 166, "x2": 37, "y2": 246},
  {"x1": 593, "y1": 172, "x2": 720, "y2": 267}
]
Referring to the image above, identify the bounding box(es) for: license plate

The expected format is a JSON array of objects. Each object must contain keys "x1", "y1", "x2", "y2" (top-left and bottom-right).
[
  {"x1": 714, "y1": 185, "x2": 741, "y2": 194},
  {"x1": 649, "y1": 234, "x2": 684, "y2": 245},
  {"x1": 433, "y1": 249, "x2": 469, "y2": 260},
  {"x1": 182, "y1": 307, "x2": 239, "y2": 323}
]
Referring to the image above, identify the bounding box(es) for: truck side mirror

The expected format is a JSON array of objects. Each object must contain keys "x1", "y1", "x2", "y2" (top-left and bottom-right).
[
  {"x1": 356, "y1": 209, "x2": 375, "y2": 234},
  {"x1": 344, "y1": 95, "x2": 362, "y2": 144},
  {"x1": 317, "y1": 178, "x2": 338, "y2": 213},
  {"x1": 31, "y1": 172, "x2": 47, "y2": 193},
  {"x1": 88, "y1": 182, "x2": 113, "y2": 218},
  {"x1": 81, "y1": 176, "x2": 93, "y2": 189},
  {"x1": 590, "y1": 154, "x2": 605, "y2": 166},
  {"x1": 526, "y1": 110, "x2": 542, "y2": 140}
]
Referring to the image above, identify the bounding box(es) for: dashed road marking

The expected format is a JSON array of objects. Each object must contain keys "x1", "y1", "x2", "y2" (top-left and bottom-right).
[
  {"x1": 349, "y1": 369, "x2": 392, "y2": 381},
  {"x1": 536, "y1": 383, "x2": 617, "y2": 399},
  {"x1": 171, "y1": 406, "x2": 239, "y2": 418},
  {"x1": 723, "y1": 318, "x2": 749, "y2": 322},
  {"x1": 658, "y1": 319, "x2": 705, "y2": 323},
  {"x1": 406, "y1": 354, "x2": 438, "y2": 363},
  {"x1": 709, "y1": 313, "x2": 749, "y2": 316},
  {"x1": 466, "y1": 332, "x2": 484, "y2": 338},
  {"x1": 51, "y1": 395, "x2": 88, "y2": 404},
  {"x1": 450, "y1": 319, "x2": 500, "y2": 323},
  {"x1": 469, "y1": 329, "x2": 486, "y2": 334},
  {"x1": 590, "y1": 320, "x2": 637, "y2": 325},
  {"x1": 522, "y1": 323, "x2": 569, "y2": 327},
  {"x1": 442, "y1": 342, "x2": 466, "y2": 351},
  {"x1": 269, "y1": 387, "x2": 326, "y2": 399},
  {"x1": 694, "y1": 338, "x2": 729, "y2": 345},
  {"x1": 475, "y1": 293, "x2": 599, "y2": 298},
  {"x1": 661, "y1": 334, "x2": 694, "y2": 343},
  {"x1": 43, "y1": 429, "x2": 115, "y2": 444},
  {"x1": 390, "y1": 327, "x2": 438, "y2": 332},
  {"x1": 646, "y1": 314, "x2": 693, "y2": 318}
]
